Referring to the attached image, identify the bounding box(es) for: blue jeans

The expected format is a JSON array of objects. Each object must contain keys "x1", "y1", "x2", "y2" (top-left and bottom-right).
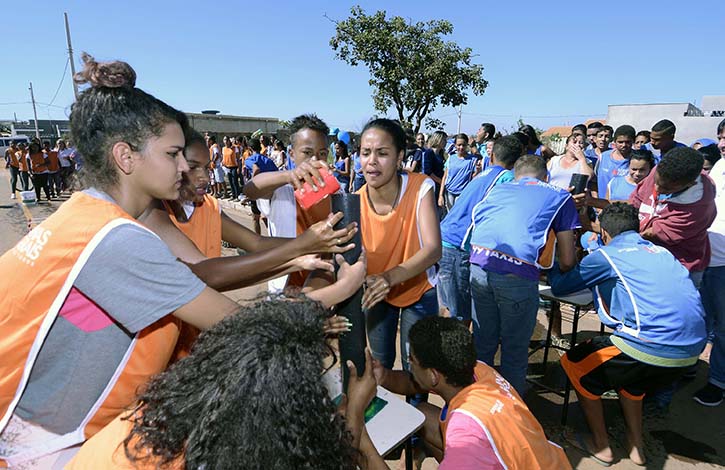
[
  {"x1": 470, "y1": 265, "x2": 539, "y2": 395},
  {"x1": 353, "y1": 175, "x2": 366, "y2": 192},
  {"x1": 438, "y1": 245, "x2": 472, "y2": 322},
  {"x1": 226, "y1": 167, "x2": 241, "y2": 199},
  {"x1": 366, "y1": 287, "x2": 439, "y2": 371},
  {"x1": 702, "y1": 265, "x2": 725, "y2": 389}
]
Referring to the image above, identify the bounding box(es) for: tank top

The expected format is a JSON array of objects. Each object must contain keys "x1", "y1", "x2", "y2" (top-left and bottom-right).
[{"x1": 547, "y1": 155, "x2": 586, "y2": 190}]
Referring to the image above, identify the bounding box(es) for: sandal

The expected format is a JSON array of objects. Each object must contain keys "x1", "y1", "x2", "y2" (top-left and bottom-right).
[{"x1": 565, "y1": 431, "x2": 613, "y2": 467}]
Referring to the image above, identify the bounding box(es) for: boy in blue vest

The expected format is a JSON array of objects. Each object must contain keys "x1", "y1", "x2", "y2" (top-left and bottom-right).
[
  {"x1": 438, "y1": 136, "x2": 522, "y2": 328},
  {"x1": 549, "y1": 203, "x2": 707, "y2": 466},
  {"x1": 468, "y1": 155, "x2": 580, "y2": 394}
]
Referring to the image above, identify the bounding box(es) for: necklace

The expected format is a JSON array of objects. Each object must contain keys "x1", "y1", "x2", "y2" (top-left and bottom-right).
[{"x1": 367, "y1": 174, "x2": 402, "y2": 215}]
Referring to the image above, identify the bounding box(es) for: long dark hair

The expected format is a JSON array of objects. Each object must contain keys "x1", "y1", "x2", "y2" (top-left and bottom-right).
[{"x1": 124, "y1": 298, "x2": 358, "y2": 470}]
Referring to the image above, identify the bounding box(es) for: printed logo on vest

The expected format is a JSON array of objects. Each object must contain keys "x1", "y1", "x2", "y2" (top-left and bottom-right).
[{"x1": 13, "y1": 226, "x2": 52, "y2": 266}]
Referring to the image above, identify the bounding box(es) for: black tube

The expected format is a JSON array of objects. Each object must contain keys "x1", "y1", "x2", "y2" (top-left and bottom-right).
[{"x1": 331, "y1": 193, "x2": 365, "y2": 392}]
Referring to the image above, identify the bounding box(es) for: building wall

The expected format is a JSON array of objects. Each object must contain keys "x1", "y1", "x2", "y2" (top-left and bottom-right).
[
  {"x1": 186, "y1": 113, "x2": 279, "y2": 137},
  {"x1": 607, "y1": 103, "x2": 722, "y2": 146}
]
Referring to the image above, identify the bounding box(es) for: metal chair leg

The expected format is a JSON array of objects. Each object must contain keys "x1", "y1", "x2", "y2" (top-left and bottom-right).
[
  {"x1": 542, "y1": 300, "x2": 555, "y2": 374},
  {"x1": 561, "y1": 306, "x2": 581, "y2": 426}
]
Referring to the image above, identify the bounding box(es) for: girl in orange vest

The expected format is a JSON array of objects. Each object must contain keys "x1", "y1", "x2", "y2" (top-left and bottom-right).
[
  {"x1": 27, "y1": 141, "x2": 52, "y2": 202},
  {"x1": 43, "y1": 140, "x2": 62, "y2": 199},
  {"x1": 5, "y1": 141, "x2": 20, "y2": 197},
  {"x1": 357, "y1": 118, "x2": 442, "y2": 374},
  {"x1": 140, "y1": 129, "x2": 364, "y2": 359},
  {"x1": 0, "y1": 54, "x2": 257, "y2": 468},
  {"x1": 16, "y1": 142, "x2": 31, "y2": 191},
  {"x1": 66, "y1": 299, "x2": 378, "y2": 470}
]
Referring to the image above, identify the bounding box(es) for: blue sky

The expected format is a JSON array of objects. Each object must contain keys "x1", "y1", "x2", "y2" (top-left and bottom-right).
[{"x1": 3, "y1": 0, "x2": 724, "y2": 135}]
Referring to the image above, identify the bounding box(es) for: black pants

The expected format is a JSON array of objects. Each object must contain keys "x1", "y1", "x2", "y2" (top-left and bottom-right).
[
  {"x1": 32, "y1": 173, "x2": 50, "y2": 200},
  {"x1": 9, "y1": 166, "x2": 19, "y2": 192},
  {"x1": 19, "y1": 171, "x2": 30, "y2": 191}
]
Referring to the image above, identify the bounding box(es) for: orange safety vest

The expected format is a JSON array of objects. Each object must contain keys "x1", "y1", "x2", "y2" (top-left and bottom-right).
[
  {"x1": 66, "y1": 411, "x2": 184, "y2": 469},
  {"x1": 0, "y1": 192, "x2": 181, "y2": 462},
  {"x1": 28, "y1": 151, "x2": 48, "y2": 173},
  {"x1": 5, "y1": 149, "x2": 18, "y2": 168},
  {"x1": 46, "y1": 150, "x2": 60, "y2": 172},
  {"x1": 287, "y1": 197, "x2": 331, "y2": 287},
  {"x1": 17, "y1": 150, "x2": 28, "y2": 172},
  {"x1": 222, "y1": 146, "x2": 237, "y2": 168},
  {"x1": 358, "y1": 173, "x2": 435, "y2": 307},
  {"x1": 163, "y1": 194, "x2": 222, "y2": 362},
  {"x1": 208, "y1": 143, "x2": 220, "y2": 169},
  {"x1": 440, "y1": 362, "x2": 571, "y2": 470}
]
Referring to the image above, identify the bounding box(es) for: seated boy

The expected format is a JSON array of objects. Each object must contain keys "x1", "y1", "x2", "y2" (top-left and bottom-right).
[
  {"x1": 629, "y1": 146, "x2": 716, "y2": 286},
  {"x1": 438, "y1": 135, "x2": 522, "y2": 326},
  {"x1": 549, "y1": 203, "x2": 707, "y2": 466},
  {"x1": 372, "y1": 316, "x2": 572, "y2": 470}
]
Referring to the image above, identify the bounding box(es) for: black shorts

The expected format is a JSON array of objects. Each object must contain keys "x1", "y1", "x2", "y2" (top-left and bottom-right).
[
  {"x1": 560, "y1": 336, "x2": 688, "y2": 401},
  {"x1": 250, "y1": 200, "x2": 260, "y2": 215}
]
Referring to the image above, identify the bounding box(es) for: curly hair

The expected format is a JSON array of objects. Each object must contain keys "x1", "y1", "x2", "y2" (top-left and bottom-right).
[
  {"x1": 70, "y1": 52, "x2": 185, "y2": 190},
  {"x1": 656, "y1": 147, "x2": 704, "y2": 185},
  {"x1": 124, "y1": 298, "x2": 359, "y2": 470},
  {"x1": 409, "y1": 316, "x2": 477, "y2": 388}
]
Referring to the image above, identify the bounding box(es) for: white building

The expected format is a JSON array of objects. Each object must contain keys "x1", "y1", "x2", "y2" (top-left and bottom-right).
[{"x1": 607, "y1": 96, "x2": 725, "y2": 146}]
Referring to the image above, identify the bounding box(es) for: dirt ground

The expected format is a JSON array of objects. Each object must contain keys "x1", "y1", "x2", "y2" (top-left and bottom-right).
[{"x1": 1, "y1": 167, "x2": 723, "y2": 469}]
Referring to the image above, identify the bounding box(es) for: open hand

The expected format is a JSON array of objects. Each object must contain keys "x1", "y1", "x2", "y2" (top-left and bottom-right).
[
  {"x1": 361, "y1": 273, "x2": 391, "y2": 310},
  {"x1": 323, "y1": 315, "x2": 353, "y2": 335},
  {"x1": 335, "y1": 250, "x2": 367, "y2": 298},
  {"x1": 346, "y1": 348, "x2": 378, "y2": 417},
  {"x1": 293, "y1": 254, "x2": 334, "y2": 272},
  {"x1": 301, "y1": 212, "x2": 357, "y2": 254}
]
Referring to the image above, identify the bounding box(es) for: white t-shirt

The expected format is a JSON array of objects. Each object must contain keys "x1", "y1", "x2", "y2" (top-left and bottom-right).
[
  {"x1": 257, "y1": 185, "x2": 297, "y2": 293},
  {"x1": 58, "y1": 149, "x2": 74, "y2": 168},
  {"x1": 708, "y1": 159, "x2": 725, "y2": 267}
]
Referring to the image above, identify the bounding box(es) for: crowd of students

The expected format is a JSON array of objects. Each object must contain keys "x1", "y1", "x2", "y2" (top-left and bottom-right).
[
  {"x1": 1, "y1": 53, "x2": 723, "y2": 469},
  {"x1": 4, "y1": 138, "x2": 79, "y2": 201}
]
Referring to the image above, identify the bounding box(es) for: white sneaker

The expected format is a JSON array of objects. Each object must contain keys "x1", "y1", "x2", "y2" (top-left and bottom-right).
[{"x1": 10, "y1": 194, "x2": 16, "y2": 199}]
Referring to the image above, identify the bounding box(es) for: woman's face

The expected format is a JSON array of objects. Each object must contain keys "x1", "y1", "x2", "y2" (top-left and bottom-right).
[
  {"x1": 133, "y1": 122, "x2": 188, "y2": 201},
  {"x1": 183, "y1": 141, "x2": 212, "y2": 203},
  {"x1": 485, "y1": 141, "x2": 494, "y2": 156},
  {"x1": 455, "y1": 138, "x2": 467, "y2": 156},
  {"x1": 360, "y1": 128, "x2": 403, "y2": 189},
  {"x1": 335, "y1": 142, "x2": 344, "y2": 158}
]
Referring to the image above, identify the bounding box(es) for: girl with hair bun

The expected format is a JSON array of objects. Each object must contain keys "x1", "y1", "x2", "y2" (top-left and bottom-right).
[{"x1": 0, "y1": 54, "x2": 345, "y2": 468}]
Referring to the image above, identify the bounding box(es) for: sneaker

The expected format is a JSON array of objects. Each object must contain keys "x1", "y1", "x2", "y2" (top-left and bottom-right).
[
  {"x1": 693, "y1": 383, "x2": 724, "y2": 407},
  {"x1": 10, "y1": 193, "x2": 16, "y2": 199}
]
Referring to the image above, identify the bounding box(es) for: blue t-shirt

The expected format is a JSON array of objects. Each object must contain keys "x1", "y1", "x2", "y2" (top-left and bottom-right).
[
  {"x1": 595, "y1": 150, "x2": 629, "y2": 196},
  {"x1": 469, "y1": 178, "x2": 581, "y2": 280},
  {"x1": 420, "y1": 148, "x2": 445, "y2": 180},
  {"x1": 245, "y1": 152, "x2": 278, "y2": 174},
  {"x1": 440, "y1": 166, "x2": 512, "y2": 251},
  {"x1": 444, "y1": 154, "x2": 477, "y2": 195},
  {"x1": 334, "y1": 158, "x2": 350, "y2": 187},
  {"x1": 607, "y1": 176, "x2": 636, "y2": 201}
]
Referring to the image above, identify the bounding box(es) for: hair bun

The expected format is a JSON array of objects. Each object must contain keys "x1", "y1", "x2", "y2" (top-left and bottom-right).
[{"x1": 74, "y1": 52, "x2": 136, "y2": 89}]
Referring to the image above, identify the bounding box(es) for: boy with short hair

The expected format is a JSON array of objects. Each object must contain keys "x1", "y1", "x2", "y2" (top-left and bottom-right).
[
  {"x1": 550, "y1": 203, "x2": 706, "y2": 466},
  {"x1": 629, "y1": 146, "x2": 716, "y2": 285},
  {"x1": 649, "y1": 119, "x2": 686, "y2": 158},
  {"x1": 371, "y1": 316, "x2": 572, "y2": 469}
]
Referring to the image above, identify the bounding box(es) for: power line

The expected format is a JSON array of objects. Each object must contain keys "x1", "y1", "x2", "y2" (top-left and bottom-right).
[{"x1": 45, "y1": 58, "x2": 70, "y2": 108}]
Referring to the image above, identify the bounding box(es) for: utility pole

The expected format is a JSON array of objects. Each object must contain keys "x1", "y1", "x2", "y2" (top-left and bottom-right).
[
  {"x1": 64, "y1": 12, "x2": 79, "y2": 100},
  {"x1": 29, "y1": 82, "x2": 40, "y2": 140},
  {"x1": 456, "y1": 105, "x2": 463, "y2": 134}
]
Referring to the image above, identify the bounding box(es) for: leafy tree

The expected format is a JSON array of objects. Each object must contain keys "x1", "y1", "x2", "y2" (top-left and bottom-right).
[{"x1": 329, "y1": 6, "x2": 487, "y2": 133}]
